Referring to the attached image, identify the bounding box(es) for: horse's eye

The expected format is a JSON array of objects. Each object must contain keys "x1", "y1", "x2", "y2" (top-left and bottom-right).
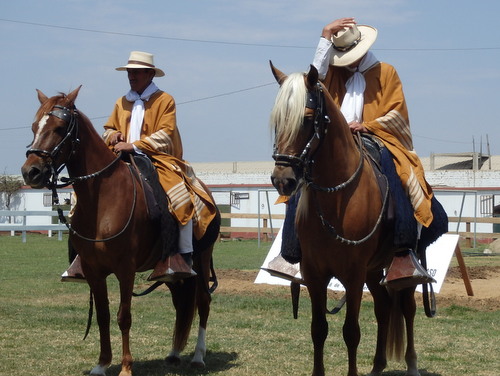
[
  {"x1": 54, "y1": 125, "x2": 67, "y2": 136},
  {"x1": 302, "y1": 116, "x2": 314, "y2": 127}
]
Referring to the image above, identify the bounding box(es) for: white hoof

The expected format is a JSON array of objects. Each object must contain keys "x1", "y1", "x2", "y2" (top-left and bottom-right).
[{"x1": 90, "y1": 364, "x2": 108, "y2": 376}]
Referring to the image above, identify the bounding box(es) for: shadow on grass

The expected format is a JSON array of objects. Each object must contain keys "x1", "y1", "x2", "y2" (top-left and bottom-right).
[
  {"x1": 371, "y1": 370, "x2": 441, "y2": 376},
  {"x1": 105, "y1": 351, "x2": 239, "y2": 376}
]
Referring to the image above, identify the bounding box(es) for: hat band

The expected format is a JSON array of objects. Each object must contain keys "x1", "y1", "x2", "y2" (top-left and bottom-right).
[
  {"x1": 127, "y1": 60, "x2": 155, "y2": 68},
  {"x1": 332, "y1": 36, "x2": 361, "y2": 52}
]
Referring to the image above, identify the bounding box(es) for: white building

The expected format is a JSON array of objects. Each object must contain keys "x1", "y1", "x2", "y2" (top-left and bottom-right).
[{"x1": 3, "y1": 153, "x2": 500, "y2": 239}]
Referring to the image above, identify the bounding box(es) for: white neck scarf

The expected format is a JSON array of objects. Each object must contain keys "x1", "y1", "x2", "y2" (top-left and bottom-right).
[
  {"x1": 125, "y1": 82, "x2": 159, "y2": 143},
  {"x1": 339, "y1": 51, "x2": 379, "y2": 123}
]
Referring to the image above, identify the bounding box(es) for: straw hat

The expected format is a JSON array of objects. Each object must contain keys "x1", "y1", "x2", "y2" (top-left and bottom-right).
[
  {"x1": 116, "y1": 51, "x2": 165, "y2": 77},
  {"x1": 330, "y1": 24, "x2": 378, "y2": 66}
]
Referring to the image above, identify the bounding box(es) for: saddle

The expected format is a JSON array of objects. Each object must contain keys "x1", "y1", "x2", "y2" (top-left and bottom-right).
[{"x1": 129, "y1": 154, "x2": 179, "y2": 261}]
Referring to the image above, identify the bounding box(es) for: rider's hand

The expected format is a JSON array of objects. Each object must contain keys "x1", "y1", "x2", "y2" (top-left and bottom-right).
[
  {"x1": 109, "y1": 132, "x2": 124, "y2": 145},
  {"x1": 348, "y1": 121, "x2": 367, "y2": 133},
  {"x1": 321, "y1": 17, "x2": 356, "y2": 40},
  {"x1": 113, "y1": 142, "x2": 135, "y2": 153}
]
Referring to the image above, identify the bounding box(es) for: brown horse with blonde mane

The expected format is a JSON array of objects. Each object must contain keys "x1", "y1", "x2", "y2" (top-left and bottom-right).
[
  {"x1": 269, "y1": 63, "x2": 422, "y2": 376},
  {"x1": 21, "y1": 87, "x2": 219, "y2": 376}
]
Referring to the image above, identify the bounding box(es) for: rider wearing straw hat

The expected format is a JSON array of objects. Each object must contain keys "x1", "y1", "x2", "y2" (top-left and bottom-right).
[
  {"x1": 62, "y1": 51, "x2": 217, "y2": 282},
  {"x1": 311, "y1": 18, "x2": 447, "y2": 289}
]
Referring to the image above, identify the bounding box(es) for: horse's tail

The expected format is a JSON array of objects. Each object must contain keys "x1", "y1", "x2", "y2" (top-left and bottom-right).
[
  {"x1": 386, "y1": 289, "x2": 405, "y2": 361},
  {"x1": 170, "y1": 277, "x2": 197, "y2": 353}
]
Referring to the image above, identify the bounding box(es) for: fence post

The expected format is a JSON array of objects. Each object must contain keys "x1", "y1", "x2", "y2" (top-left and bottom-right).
[{"x1": 22, "y1": 212, "x2": 27, "y2": 243}]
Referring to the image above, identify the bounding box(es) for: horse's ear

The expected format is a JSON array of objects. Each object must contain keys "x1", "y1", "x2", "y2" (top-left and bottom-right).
[
  {"x1": 306, "y1": 65, "x2": 319, "y2": 90},
  {"x1": 36, "y1": 89, "x2": 48, "y2": 104},
  {"x1": 269, "y1": 61, "x2": 287, "y2": 85},
  {"x1": 66, "y1": 85, "x2": 82, "y2": 105}
]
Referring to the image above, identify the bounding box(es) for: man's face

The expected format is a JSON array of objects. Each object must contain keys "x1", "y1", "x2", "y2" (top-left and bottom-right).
[{"x1": 127, "y1": 68, "x2": 155, "y2": 94}]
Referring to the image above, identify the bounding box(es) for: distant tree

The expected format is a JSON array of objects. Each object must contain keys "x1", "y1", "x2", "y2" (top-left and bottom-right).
[{"x1": 0, "y1": 172, "x2": 24, "y2": 210}]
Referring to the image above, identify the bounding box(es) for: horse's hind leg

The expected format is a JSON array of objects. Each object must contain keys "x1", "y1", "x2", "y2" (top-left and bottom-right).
[
  {"x1": 191, "y1": 247, "x2": 214, "y2": 367},
  {"x1": 166, "y1": 277, "x2": 197, "y2": 365},
  {"x1": 401, "y1": 287, "x2": 420, "y2": 376}
]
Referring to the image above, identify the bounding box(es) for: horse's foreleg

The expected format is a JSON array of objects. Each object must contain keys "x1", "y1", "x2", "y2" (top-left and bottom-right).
[
  {"x1": 86, "y1": 277, "x2": 112, "y2": 376},
  {"x1": 116, "y1": 274, "x2": 136, "y2": 376},
  {"x1": 366, "y1": 275, "x2": 391, "y2": 376},
  {"x1": 307, "y1": 281, "x2": 329, "y2": 376},
  {"x1": 400, "y1": 287, "x2": 420, "y2": 376},
  {"x1": 343, "y1": 283, "x2": 364, "y2": 376}
]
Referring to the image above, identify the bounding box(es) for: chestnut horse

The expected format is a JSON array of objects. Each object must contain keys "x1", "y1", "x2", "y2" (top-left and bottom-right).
[
  {"x1": 269, "y1": 63, "x2": 421, "y2": 376},
  {"x1": 21, "y1": 87, "x2": 220, "y2": 376}
]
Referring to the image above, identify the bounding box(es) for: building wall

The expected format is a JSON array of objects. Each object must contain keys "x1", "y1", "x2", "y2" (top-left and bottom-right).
[{"x1": 7, "y1": 166, "x2": 500, "y2": 236}]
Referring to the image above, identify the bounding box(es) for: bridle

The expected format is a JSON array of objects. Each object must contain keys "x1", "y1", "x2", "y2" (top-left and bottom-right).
[
  {"x1": 272, "y1": 82, "x2": 330, "y2": 177},
  {"x1": 272, "y1": 81, "x2": 389, "y2": 245},
  {"x1": 26, "y1": 104, "x2": 81, "y2": 187},
  {"x1": 26, "y1": 103, "x2": 136, "y2": 242}
]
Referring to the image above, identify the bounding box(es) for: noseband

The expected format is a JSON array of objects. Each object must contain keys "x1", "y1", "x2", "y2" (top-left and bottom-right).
[{"x1": 272, "y1": 82, "x2": 330, "y2": 176}]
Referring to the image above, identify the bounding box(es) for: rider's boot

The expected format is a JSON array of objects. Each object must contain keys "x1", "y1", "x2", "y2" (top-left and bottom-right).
[
  {"x1": 148, "y1": 220, "x2": 196, "y2": 282},
  {"x1": 380, "y1": 249, "x2": 436, "y2": 290},
  {"x1": 61, "y1": 254, "x2": 86, "y2": 283}
]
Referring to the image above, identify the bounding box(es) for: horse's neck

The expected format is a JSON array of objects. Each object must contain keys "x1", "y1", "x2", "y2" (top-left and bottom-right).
[
  {"x1": 315, "y1": 101, "x2": 362, "y2": 184},
  {"x1": 66, "y1": 116, "x2": 123, "y2": 190}
]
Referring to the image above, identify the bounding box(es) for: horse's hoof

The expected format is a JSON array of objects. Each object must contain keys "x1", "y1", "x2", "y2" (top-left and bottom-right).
[
  {"x1": 89, "y1": 364, "x2": 108, "y2": 376},
  {"x1": 190, "y1": 360, "x2": 205, "y2": 369},
  {"x1": 165, "y1": 355, "x2": 181, "y2": 366}
]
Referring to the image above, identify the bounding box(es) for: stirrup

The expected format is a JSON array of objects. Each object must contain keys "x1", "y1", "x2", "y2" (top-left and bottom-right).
[
  {"x1": 380, "y1": 249, "x2": 436, "y2": 290},
  {"x1": 61, "y1": 255, "x2": 86, "y2": 283},
  {"x1": 261, "y1": 255, "x2": 305, "y2": 285},
  {"x1": 147, "y1": 253, "x2": 196, "y2": 283}
]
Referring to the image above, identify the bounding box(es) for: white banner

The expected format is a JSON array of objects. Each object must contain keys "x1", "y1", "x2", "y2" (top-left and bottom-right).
[{"x1": 255, "y1": 228, "x2": 458, "y2": 294}]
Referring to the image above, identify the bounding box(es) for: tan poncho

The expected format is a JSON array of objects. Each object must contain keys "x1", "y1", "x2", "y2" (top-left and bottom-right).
[
  {"x1": 323, "y1": 62, "x2": 434, "y2": 227},
  {"x1": 103, "y1": 90, "x2": 216, "y2": 239}
]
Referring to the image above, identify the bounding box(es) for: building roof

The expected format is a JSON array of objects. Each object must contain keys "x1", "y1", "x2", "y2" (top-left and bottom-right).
[{"x1": 192, "y1": 155, "x2": 500, "y2": 174}]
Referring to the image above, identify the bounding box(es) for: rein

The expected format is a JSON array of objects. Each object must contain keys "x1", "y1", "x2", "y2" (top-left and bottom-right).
[{"x1": 52, "y1": 163, "x2": 138, "y2": 243}]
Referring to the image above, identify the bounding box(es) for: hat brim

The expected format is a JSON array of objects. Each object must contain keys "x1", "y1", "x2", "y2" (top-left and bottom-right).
[
  {"x1": 116, "y1": 64, "x2": 165, "y2": 77},
  {"x1": 330, "y1": 25, "x2": 378, "y2": 67}
]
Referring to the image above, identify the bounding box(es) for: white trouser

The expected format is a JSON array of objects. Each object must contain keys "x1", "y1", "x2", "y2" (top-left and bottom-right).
[{"x1": 178, "y1": 219, "x2": 193, "y2": 254}]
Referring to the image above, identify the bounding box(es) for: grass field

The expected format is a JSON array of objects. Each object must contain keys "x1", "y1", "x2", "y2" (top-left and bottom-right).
[{"x1": 0, "y1": 233, "x2": 498, "y2": 376}]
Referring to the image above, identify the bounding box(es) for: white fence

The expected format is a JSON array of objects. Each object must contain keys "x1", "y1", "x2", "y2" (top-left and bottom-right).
[{"x1": 0, "y1": 210, "x2": 69, "y2": 242}]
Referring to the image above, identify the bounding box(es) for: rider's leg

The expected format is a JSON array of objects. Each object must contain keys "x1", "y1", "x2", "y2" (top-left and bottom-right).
[
  {"x1": 178, "y1": 219, "x2": 194, "y2": 267},
  {"x1": 148, "y1": 219, "x2": 196, "y2": 282}
]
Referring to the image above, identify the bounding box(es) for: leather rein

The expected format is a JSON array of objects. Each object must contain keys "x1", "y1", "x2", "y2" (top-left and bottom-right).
[
  {"x1": 26, "y1": 104, "x2": 137, "y2": 243},
  {"x1": 272, "y1": 82, "x2": 389, "y2": 245}
]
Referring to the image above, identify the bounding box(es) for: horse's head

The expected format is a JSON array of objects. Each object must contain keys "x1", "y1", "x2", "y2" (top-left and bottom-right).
[
  {"x1": 269, "y1": 62, "x2": 328, "y2": 196},
  {"x1": 21, "y1": 86, "x2": 82, "y2": 188}
]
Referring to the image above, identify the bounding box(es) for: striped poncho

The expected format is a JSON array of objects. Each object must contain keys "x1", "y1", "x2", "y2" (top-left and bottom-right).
[
  {"x1": 103, "y1": 90, "x2": 216, "y2": 239},
  {"x1": 323, "y1": 62, "x2": 434, "y2": 227}
]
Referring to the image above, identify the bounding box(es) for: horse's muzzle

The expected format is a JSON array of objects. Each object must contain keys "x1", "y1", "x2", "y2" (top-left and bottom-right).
[
  {"x1": 21, "y1": 157, "x2": 50, "y2": 189},
  {"x1": 271, "y1": 165, "x2": 297, "y2": 196}
]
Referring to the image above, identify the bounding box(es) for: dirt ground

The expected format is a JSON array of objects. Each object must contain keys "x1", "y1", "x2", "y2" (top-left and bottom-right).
[{"x1": 216, "y1": 265, "x2": 500, "y2": 311}]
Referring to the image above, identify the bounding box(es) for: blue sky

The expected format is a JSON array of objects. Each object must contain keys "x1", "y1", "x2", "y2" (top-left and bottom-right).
[{"x1": 1, "y1": 0, "x2": 500, "y2": 175}]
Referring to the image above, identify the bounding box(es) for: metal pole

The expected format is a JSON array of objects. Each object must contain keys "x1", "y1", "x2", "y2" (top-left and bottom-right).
[{"x1": 265, "y1": 190, "x2": 274, "y2": 240}]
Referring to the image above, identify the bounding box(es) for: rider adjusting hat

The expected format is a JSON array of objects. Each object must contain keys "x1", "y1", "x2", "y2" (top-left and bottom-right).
[{"x1": 330, "y1": 24, "x2": 378, "y2": 67}]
